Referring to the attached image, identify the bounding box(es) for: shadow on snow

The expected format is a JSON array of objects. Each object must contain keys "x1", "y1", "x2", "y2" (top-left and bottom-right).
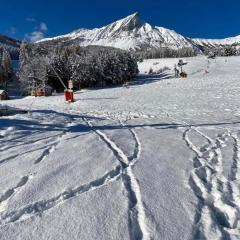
[
  {"x1": 1, "y1": 109, "x2": 240, "y2": 137},
  {"x1": 130, "y1": 72, "x2": 173, "y2": 87}
]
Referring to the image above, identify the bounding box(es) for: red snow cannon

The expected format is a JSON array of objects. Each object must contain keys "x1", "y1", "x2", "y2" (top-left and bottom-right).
[{"x1": 64, "y1": 89, "x2": 74, "y2": 103}]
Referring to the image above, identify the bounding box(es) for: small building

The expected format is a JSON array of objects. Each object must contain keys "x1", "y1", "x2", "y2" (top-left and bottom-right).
[
  {"x1": 28, "y1": 76, "x2": 53, "y2": 97},
  {"x1": 0, "y1": 90, "x2": 9, "y2": 100},
  {"x1": 31, "y1": 85, "x2": 53, "y2": 97}
]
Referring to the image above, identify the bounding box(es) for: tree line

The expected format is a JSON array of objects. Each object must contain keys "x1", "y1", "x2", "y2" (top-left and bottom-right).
[
  {"x1": 203, "y1": 45, "x2": 240, "y2": 57},
  {"x1": 19, "y1": 42, "x2": 139, "y2": 92},
  {"x1": 134, "y1": 47, "x2": 197, "y2": 60}
]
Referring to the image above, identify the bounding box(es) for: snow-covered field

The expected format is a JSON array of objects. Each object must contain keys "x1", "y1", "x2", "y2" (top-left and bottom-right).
[{"x1": 1, "y1": 56, "x2": 240, "y2": 239}]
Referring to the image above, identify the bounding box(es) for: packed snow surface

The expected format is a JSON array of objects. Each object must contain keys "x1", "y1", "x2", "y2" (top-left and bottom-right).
[{"x1": 1, "y1": 56, "x2": 240, "y2": 239}]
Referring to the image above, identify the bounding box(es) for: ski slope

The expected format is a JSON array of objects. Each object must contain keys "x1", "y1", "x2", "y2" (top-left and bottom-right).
[{"x1": 1, "y1": 56, "x2": 240, "y2": 239}]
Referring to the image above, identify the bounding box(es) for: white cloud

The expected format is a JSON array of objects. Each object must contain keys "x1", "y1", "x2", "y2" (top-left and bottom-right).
[
  {"x1": 40, "y1": 22, "x2": 48, "y2": 32},
  {"x1": 25, "y1": 22, "x2": 48, "y2": 42},
  {"x1": 25, "y1": 31, "x2": 45, "y2": 42}
]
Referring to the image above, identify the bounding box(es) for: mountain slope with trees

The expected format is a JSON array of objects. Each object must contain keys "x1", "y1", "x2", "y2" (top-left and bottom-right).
[{"x1": 0, "y1": 34, "x2": 21, "y2": 60}]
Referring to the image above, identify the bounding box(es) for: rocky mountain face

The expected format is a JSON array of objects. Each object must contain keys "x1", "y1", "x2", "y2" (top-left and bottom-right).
[{"x1": 38, "y1": 13, "x2": 240, "y2": 53}]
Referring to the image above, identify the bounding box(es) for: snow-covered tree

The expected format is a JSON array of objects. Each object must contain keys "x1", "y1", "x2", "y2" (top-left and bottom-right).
[
  {"x1": 0, "y1": 48, "x2": 13, "y2": 88},
  {"x1": 135, "y1": 47, "x2": 197, "y2": 60},
  {"x1": 19, "y1": 42, "x2": 138, "y2": 92}
]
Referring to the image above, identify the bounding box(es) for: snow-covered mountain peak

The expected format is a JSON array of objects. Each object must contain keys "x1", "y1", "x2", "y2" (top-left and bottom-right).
[
  {"x1": 38, "y1": 13, "x2": 190, "y2": 50},
  {"x1": 94, "y1": 12, "x2": 147, "y2": 39},
  {"x1": 115, "y1": 12, "x2": 144, "y2": 31},
  {"x1": 37, "y1": 13, "x2": 240, "y2": 52}
]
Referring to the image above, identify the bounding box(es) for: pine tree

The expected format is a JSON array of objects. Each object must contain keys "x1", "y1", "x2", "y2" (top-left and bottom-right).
[{"x1": 19, "y1": 43, "x2": 138, "y2": 91}]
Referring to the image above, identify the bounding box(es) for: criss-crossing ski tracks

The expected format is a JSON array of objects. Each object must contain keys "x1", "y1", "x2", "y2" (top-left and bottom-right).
[
  {"x1": 2, "y1": 109, "x2": 239, "y2": 240},
  {"x1": 73, "y1": 108, "x2": 240, "y2": 240},
  {"x1": 183, "y1": 127, "x2": 240, "y2": 239},
  {"x1": 132, "y1": 105, "x2": 240, "y2": 239},
  {"x1": 0, "y1": 112, "x2": 151, "y2": 240},
  {"x1": 0, "y1": 113, "x2": 78, "y2": 220},
  {"x1": 82, "y1": 116, "x2": 150, "y2": 240}
]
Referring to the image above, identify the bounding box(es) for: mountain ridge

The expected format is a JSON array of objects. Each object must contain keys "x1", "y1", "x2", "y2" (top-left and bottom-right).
[
  {"x1": 38, "y1": 13, "x2": 195, "y2": 50},
  {"x1": 0, "y1": 34, "x2": 21, "y2": 48},
  {"x1": 0, "y1": 34, "x2": 21, "y2": 59},
  {"x1": 35, "y1": 13, "x2": 240, "y2": 51}
]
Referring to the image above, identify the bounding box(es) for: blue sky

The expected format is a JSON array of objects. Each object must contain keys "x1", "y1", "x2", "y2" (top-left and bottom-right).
[{"x1": 0, "y1": 0, "x2": 239, "y2": 41}]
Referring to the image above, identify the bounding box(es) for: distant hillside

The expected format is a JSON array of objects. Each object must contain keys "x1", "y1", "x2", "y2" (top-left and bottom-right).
[{"x1": 0, "y1": 34, "x2": 21, "y2": 60}]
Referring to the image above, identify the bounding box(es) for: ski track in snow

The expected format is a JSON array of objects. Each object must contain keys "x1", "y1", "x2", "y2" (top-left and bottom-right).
[
  {"x1": 71, "y1": 109, "x2": 240, "y2": 239},
  {"x1": 2, "y1": 107, "x2": 239, "y2": 238},
  {"x1": 0, "y1": 118, "x2": 75, "y2": 220},
  {"x1": 183, "y1": 128, "x2": 240, "y2": 239},
  {"x1": 0, "y1": 120, "x2": 72, "y2": 167},
  {"x1": 83, "y1": 117, "x2": 150, "y2": 240},
  {"x1": 138, "y1": 105, "x2": 240, "y2": 239},
  {"x1": 0, "y1": 175, "x2": 33, "y2": 214},
  {"x1": 0, "y1": 166, "x2": 122, "y2": 226},
  {"x1": 0, "y1": 114, "x2": 151, "y2": 240},
  {"x1": 34, "y1": 132, "x2": 67, "y2": 164},
  {"x1": 0, "y1": 123, "x2": 74, "y2": 167},
  {"x1": 229, "y1": 132, "x2": 240, "y2": 182},
  {"x1": 0, "y1": 143, "x2": 60, "y2": 166}
]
